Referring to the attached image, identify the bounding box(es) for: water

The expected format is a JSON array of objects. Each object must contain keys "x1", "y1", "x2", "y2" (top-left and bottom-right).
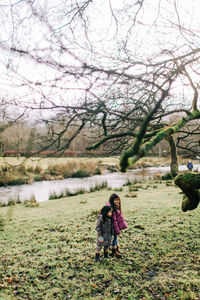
[{"x1": 0, "y1": 164, "x2": 199, "y2": 204}]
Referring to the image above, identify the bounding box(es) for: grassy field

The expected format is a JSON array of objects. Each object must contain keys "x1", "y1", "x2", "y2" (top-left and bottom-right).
[
  {"x1": 1, "y1": 181, "x2": 200, "y2": 299},
  {"x1": 0, "y1": 156, "x2": 119, "y2": 170}
]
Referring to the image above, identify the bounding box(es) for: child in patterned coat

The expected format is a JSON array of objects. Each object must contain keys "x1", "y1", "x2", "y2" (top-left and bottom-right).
[
  {"x1": 95, "y1": 206, "x2": 114, "y2": 261},
  {"x1": 107, "y1": 193, "x2": 127, "y2": 258}
]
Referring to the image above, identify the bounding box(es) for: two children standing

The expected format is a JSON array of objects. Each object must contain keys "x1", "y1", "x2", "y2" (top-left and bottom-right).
[{"x1": 95, "y1": 193, "x2": 127, "y2": 261}]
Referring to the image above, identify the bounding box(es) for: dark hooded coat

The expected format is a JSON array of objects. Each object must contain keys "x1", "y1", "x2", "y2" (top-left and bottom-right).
[{"x1": 96, "y1": 215, "x2": 114, "y2": 247}]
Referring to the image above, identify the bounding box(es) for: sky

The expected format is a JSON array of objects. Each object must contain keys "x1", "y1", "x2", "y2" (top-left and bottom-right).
[{"x1": 0, "y1": 0, "x2": 200, "y2": 106}]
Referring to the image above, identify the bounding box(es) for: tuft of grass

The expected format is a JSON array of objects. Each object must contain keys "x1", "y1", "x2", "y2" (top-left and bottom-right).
[
  {"x1": 80, "y1": 200, "x2": 87, "y2": 204},
  {"x1": 107, "y1": 165, "x2": 119, "y2": 172},
  {"x1": 107, "y1": 187, "x2": 112, "y2": 191},
  {"x1": 93, "y1": 181, "x2": 107, "y2": 191},
  {"x1": 49, "y1": 191, "x2": 64, "y2": 200},
  {"x1": 16, "y1": 196, "x2": 23, "y2": 204},
  {"x1": 65, "y1": 188, "x2": 86, "y2": 197},
  {"x1": 7, "y1": 198, "x2": 16, "y2": 206},
  {"x1": 34, "y1": 175, "x2": 42, "y2": 182},
  {"x1": 71, "y1": 170, "x2": 90, "y2": 178},
  {"x1": 124, "y1": 178, "x2": 133, "y2": 186},
  {"x1": 143, "y1": 184, "x2": 151, "y2": 190},
  {"x1": 24, "y1": 195, "x2": 39, "y2": 207},
  {"x1": 0, "y1": 216, "x2": 4, "y2": 230},
  {"x1": 128, "y1": 184, "x2": 143, "y2": 192},
  {"x1": 87, "y1": 209, "x2": 100, "y2": 220},
  {"x1": 114, "y1": 187, "x2": 123, "y2": 192},
  {"x1": 49, "y1": 182, "x2": 107, "y2": 200},
  {"x1": 0, "y1": 195, "x2": 24, "y2": 207},
  {"x1": 49, "y1": 188, "x2": 87, "y2": 200},
  {"x1": 129, "y1": 186, "x2": 138, "y2": 192},
  {"x1": 26, "y1": 165, "x2": 42, "y2": 173},
  {"x1": 48, "y1": 161, "x2": 102, "y2": 178},
  {"x1": 125, "y1": 192, "x2": 138, "y2": 198},
  {"x1": 124, "y1": 178, "x2": 139, "y2": 186},
  {"x1": 89, "y1": 182, "x2": 107, "y2": 192},
  {"x1": 165, "y1": 180, "x2": 173, "y2": 186},
  {"x1": 89, "y1": 187, "x2": 96, "y2": 193},
  {"x1": 162, "y1": 172, "x2": 172, "y2": 180}
]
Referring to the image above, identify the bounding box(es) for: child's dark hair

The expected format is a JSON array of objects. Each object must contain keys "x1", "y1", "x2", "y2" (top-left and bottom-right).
[
  {"x1": 109, "y1": 193, "x2": 121, "y2": 212},
  {"x1": 101, "y1": 206, "x2": 112, "y2": 222}
]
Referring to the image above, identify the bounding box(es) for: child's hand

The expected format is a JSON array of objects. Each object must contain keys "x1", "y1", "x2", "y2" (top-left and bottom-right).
[{"x1": 98, "y1": 236, "x2": 104, "y2": 243}]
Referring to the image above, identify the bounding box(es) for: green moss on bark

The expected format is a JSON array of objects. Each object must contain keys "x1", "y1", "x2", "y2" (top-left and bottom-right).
[{"x1": 174, "y1": 172, "x2": 200, "y2": 212}]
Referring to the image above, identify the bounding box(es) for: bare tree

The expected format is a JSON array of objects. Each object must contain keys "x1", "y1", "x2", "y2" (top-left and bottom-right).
[{"x1": 0, "y1": 0, "x2": 200, "y2": 210}]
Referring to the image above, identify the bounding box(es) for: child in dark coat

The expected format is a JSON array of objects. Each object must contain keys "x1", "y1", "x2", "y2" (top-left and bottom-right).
[
  {"x1": 107, "y1": 193, "x2": 127, "y2": 258},
  {"x1": 95, "y1": 206, "x2": 114, "y2": 261}
]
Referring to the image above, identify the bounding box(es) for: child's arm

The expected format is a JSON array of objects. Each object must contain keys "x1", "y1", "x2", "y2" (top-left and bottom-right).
[
  {"x1": 111, "y1": 223, "x2": 115, "y2": 243},
  {"x1": 96, "y1": 217, "x2": 104, "y2": 242},
  {"x1": 111, "y1": 223, "x2": 115, "y2": 236},
  {"x1": 112, "y1": 212, "x2": 120, "y2": 235}
]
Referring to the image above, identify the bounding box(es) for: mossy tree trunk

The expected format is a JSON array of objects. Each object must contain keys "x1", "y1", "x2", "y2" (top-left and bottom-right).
[
  {"x1": 120, "y1": 109, "x2": 200, "y2": 172},
  {"x1": 174, "y1": 173, "x2": 200, "y2": 212},
  {"x1": 166, "y1": 135, "x2": 200, "y2": 212},
  {"x1": 165, "y1": 135, "x2": 178, "y2": 178}
]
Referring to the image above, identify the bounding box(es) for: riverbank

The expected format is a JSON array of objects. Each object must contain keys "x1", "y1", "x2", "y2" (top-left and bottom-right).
[
  {"x1": 0, "y1": 165, "x2": 181, "y2": 205},
  {"x1": 0, "y1": 156, "x2": 198, "y2": 187},
  {"x1": 1, "y1": 181, "x2": 200, "y2": 299},
  {"x1": 0, "y1": 155, "x2": 195, "y2": 169},
  {"x1": 0, "y1": 159, "x2": 103, "y2": 187}
]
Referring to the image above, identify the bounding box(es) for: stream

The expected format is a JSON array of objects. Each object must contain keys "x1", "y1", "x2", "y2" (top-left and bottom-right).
[{"x1": 0, "y1": 164, "x2": 199, "y2": 204}]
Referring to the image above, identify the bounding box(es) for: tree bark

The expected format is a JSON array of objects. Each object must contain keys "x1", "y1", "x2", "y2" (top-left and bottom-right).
[
  {"x1": 165, "y1": 135, "x2": 178, "y2": 178},
  {"x1": 174, "y1": 172, "x2": 200, "y2": 212}
]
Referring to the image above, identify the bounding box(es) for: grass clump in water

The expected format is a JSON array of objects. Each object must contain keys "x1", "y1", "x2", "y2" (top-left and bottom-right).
[
  {"x1": 49, "y1": 182, "x2": 107, "y2": 200},
  {"x1": 24, "y1": 195, "x2": 39, "y2": 207},
  {"x1": 7, "y1": 198, "x2": 16, "y2": 206}
]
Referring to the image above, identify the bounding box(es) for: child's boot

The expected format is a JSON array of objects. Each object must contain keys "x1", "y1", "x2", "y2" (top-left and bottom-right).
[
  {"x1": 104, "y1": 250, "x2": 111, "y2": 259},
  {"x1": 116, "y1": 245, "x2": 122, "y2": 255},
  {"x1": 112, "y1": 247, "x2": 122, "y2": 258},
  {"x1": 95, "y1": 253, "x2": 100, "y2": 261},
  {"x1": 111, "y1": 247, "x2": 116, "y2": 257},
  {"x1": 115, "y1": 251, "x2": 122, "y2": 258}
]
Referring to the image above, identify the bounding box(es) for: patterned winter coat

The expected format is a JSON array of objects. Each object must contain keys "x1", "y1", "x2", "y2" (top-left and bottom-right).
[
  {"x1": 106, "y1": 202, "x2": 127, "y2": 235},
  {"x1": 96, "y1": 215, "x2": 114, "y2": 247}
]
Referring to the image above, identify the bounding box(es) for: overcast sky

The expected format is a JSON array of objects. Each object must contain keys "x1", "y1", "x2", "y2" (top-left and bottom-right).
[{"x1": 0, "y1": 0, "x2": 200, "y2": 104}]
